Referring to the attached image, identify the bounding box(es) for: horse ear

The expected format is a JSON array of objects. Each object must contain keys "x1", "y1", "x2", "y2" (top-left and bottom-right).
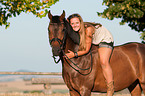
[
  {"x1": 60, "y1": 10, "x2": 65, "y2": 21},
  {"x1": 48, "y1": 10, "x2": 52, "y2": 20}
]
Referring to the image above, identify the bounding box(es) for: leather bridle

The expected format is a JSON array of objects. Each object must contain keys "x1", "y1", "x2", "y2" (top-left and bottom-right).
[{"x1": 49, "y1": 22, "x2": 67, "y2": 63}]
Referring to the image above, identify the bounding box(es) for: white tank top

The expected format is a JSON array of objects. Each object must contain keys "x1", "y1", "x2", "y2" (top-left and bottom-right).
[{"x1": 92, "y1": 26, "x2": 114, "y2": 45}]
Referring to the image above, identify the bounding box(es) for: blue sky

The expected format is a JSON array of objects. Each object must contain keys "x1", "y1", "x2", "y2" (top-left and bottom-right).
[{"x1": 0, "y1": 0, "x2": 141, "y2": 72}]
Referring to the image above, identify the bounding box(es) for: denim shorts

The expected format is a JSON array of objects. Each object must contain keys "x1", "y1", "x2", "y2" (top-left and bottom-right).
[{"x1": 99, "y1": 42, "x2": 114, "y2": 50}]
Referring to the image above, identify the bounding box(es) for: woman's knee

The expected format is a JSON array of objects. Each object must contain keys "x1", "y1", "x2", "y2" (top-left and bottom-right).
[{"x1": 100, "y1": 59, "x2": 109, "y2": 67}]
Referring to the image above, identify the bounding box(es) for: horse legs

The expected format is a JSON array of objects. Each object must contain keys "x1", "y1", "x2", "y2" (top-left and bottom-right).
[
  {"x1": 138, "y1": 66, "x2": 145, "y2": 95},
  {"x1": 69, "y1": 88, "x2": 91, "y2": 96},
  {"x1": 69, "y1": 89, "x2": 80, "y2": 96},
  {"x1": 79, "y1": 87, "x2": 91, "y2": 96},
  {"x1": 140, "y1": 81, "x2": 145, "y2": 95},
  {"x1": 128, "y1": 80, "x2": 142, "y2": 96}
]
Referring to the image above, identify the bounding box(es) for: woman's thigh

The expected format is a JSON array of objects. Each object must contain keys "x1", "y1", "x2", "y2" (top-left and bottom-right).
[{"x1": 98, "y1": 47, "x2": 112, "y2": 63}]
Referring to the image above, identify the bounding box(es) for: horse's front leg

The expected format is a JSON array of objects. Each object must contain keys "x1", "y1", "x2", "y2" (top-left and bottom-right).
[
  {"x1": 128, "y1": 80, "x2": 142, "y2": 96},
  {"x1": 69, "y1": 88, "x2": 91, "y2": 96},
  {"x1": 69, "y1": 89, "x2": 80, "y2": 96},
  {"x1": 80, "y1": 87, "x2": 91, "y2": 96}
]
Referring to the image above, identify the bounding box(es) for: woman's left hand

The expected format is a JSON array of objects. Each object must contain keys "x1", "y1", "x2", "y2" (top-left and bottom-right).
[{"x1": 64, "y1": 50, "x2": 75, "y2": 59}]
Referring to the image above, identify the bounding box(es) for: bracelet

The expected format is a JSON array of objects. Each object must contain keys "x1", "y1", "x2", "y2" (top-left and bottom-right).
[{"x1": 74, "y1": 52, "x2": 78, "y2": 58}]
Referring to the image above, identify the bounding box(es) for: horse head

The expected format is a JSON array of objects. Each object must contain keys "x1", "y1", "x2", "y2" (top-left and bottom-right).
[{"x1": 48, "y1": 10, "x2": 66, "y2": 56}]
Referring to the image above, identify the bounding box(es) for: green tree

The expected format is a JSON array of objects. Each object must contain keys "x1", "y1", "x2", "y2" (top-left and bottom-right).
[
  {"x1": 98, "y1": 0, "x2": 145, "y2": 40},
  {"x1": 0, "y1": 0, "x2": 59, "y2": 29}
]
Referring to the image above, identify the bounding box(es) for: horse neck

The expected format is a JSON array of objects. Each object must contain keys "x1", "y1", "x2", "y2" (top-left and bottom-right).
[
  {"x1": 64, "y1": 35, "x2": 79, "y2": 53},
  {"x1": 63, "y1": 19, "x2": 79, "y2": 53}
]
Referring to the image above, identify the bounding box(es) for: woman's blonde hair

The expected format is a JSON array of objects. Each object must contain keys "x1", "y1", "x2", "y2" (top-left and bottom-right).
[{"x1": 67, "y1": 14, "x2": 86, "y2": 51}]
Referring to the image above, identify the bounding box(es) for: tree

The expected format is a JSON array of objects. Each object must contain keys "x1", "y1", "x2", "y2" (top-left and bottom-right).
[
  {"x1": 0, "y1": 0, "x2": 59, "y2": 29},
  {"x1": 98, "y1": 0, "x2": 145, "y2": 40}
]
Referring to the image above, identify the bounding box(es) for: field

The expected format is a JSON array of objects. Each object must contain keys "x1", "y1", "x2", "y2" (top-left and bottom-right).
[
  {"x1": 0, "y1": 92, "x2": 144, "y2": 96},
  {"x1": 0, "y1": 93, "x2": 138, "y2": 96},
  {"x1": 0, "y1": 78, "x2": 144, "y2": 96}
]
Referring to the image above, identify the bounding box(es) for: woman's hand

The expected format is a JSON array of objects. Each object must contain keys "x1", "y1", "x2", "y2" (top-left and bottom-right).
[{"x1": 64, "y1": 50, "x2": 75, "y2": 59}]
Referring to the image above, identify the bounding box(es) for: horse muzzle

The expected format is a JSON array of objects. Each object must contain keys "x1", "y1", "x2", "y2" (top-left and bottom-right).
[{"x1": 52, "y1": 46, "x2": 61, "y2": 56}]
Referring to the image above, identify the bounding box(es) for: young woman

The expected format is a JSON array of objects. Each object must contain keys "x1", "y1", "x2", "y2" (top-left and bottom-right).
[{"x1": 65, "y1": 13, "x2": 114, "y2": 96}]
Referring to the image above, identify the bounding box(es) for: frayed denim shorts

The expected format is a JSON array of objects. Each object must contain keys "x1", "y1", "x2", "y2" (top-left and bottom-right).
[{"x1": 99, "y1": 42, "x2": 114, "y2": 50}]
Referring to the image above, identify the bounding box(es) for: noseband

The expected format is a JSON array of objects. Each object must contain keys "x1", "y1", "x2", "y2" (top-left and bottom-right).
[{"x1": 49, "y1": 38, "x2": 64, "y2": 49}]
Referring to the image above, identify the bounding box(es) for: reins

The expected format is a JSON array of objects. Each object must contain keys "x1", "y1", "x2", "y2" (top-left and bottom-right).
[
  {"x1": 62, "y1": 50, "x2": 93, "y2": 76},
  {"x1": 52, "y1": 55, "x2": 61, "y2": 63}
]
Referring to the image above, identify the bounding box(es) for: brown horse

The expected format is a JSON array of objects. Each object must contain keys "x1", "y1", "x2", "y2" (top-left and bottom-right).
[{"x1": 48, "y1": 10, "x2": 145, "y2": 96}]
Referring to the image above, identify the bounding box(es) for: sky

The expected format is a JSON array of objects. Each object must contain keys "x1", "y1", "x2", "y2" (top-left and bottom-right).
[{"x1": 0, "y1": 0, "x2": 141, "y2": 72}]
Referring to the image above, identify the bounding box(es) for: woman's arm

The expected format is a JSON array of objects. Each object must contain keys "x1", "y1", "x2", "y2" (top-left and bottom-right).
[{"x1": 64, "y1": 27, "x2": 93, "y2": 59}]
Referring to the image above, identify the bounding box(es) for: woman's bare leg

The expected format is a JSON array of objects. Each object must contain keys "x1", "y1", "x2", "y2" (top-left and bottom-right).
[
  {"x1": 98, "y1": 47, "x2": 114, "y2": 96},
  {"x1": 98, "y1": 47, "x2": 113, "y2": 83}
]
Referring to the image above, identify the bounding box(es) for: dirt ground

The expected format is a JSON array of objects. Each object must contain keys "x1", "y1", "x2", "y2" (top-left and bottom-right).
[
  {"x1": 0, "y1": 93, "x2": 144, "y2": 96},
  {"x1": 0, "y1": 79, "x2": 144, "y2": 96},
  {"x1": 0, "y1": 79, "x2": 67, "y2": 92}
]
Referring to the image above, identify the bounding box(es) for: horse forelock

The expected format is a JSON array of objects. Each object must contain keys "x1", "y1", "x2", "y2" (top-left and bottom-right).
[
  {"x1": 50, "y1": 15, "x2": 65, "y2": 24},
  {"x1": 51, "y1": 16, "x2": 60, "y2": 23}
]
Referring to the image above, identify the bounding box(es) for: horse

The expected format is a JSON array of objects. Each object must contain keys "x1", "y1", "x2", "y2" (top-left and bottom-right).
[{"x1": 47, "y1": 10, "x2": 145, "y2": 96}]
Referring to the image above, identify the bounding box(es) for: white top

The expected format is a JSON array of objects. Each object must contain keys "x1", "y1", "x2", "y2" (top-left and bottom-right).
[{"x1": 92, "y1": 26, "x2": 114, "y2": 45}]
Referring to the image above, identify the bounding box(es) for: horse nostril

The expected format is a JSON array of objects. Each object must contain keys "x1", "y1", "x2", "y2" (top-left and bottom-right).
[
  {"x1": 57, "y1": 48, "x2": 61, "y2": 53},
  {"x1": 52, "y1": 47, "x2": 61, "y2": 56}
]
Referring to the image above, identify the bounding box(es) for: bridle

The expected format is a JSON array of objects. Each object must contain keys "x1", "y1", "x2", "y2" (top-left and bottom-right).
[
  {"x1": 49, "y1": 22, "x2": 67, "y2": 63},
  {"x1": 49, "y1": 20, "x2": 93, "y2": 75},
  {"x1": 49, "y1": 38, "x2": 63, "y2": 63}
]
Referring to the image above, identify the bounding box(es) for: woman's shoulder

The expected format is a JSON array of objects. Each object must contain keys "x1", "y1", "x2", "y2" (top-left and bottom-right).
[
  {"x1": 85, "y1": 26, "x2": 95, "y2": 37},
  {"x1": 86, "y1": 26, "x2": 94, "y2": 33},
  {"x1": 84, "y1": 22, "x2": 95, "y2": 30}
]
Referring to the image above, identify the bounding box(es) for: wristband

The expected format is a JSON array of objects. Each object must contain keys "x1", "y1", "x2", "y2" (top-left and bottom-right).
[{"x1": 74, "y1": 52, "x2": 78, "y2": 58}]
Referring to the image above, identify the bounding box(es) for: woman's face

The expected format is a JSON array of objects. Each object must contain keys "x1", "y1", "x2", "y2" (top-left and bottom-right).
[{"x1": 70, "y1": 17, "x2": 81, "y2": 32}]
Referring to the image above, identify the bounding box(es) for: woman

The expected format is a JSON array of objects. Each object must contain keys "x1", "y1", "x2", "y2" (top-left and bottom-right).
[{"x1": 65, "y1": 13, "x2": 114, "y2": 96}]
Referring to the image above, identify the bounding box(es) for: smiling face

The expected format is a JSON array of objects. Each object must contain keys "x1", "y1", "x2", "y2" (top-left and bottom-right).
[{"x1": 70, "y1": 17, "x2": 81, "y2": 32}]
